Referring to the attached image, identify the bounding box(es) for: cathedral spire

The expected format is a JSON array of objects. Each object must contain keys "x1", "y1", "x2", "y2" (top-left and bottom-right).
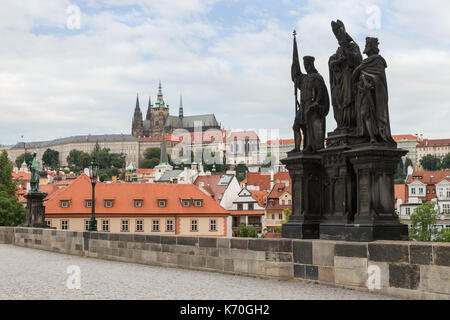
[
  {"x1": 132, "y1": 94, "x2": 144, "y2": 138},
  {"x1": 135, "y1": 93, "x2": 140, "y2": 110},
  {"x1": 179, "y1": 94, "x2": 183, "y2": 119},
  {"x1": 155, "y1": 81, "x2": 166, "y2": 109},
  {"x1": 146, "y1": 96, "x2": 152, "y2": 121}
]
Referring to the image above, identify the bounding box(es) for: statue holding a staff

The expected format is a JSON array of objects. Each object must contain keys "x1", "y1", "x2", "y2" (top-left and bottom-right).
[{"x1": 291, "y1": 30, "x2": 330, "y2": 153}]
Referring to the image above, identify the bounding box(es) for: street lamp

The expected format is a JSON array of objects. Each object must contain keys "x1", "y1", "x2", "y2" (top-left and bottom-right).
[{"x1": 88, "y1": 158, "x2": 99, "y2": 231}]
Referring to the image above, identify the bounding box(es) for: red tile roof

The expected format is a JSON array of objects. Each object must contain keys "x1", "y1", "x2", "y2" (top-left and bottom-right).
[
  {"x1": 394, "y1": 184, "x2": 407, "y2": 209},
  {"x1": 417, "y1": 139, "x2": 450, "y2": 148},
  {"x1": 136, "y1": 169, "x2": 155, "y2": 175},
  {"x1": 45, "y1": 174, "x2": 229, "y2": 216},
  {"x1": 392, "y1": 134, "x2": 419, "y2": 141},
  {"x1": 265, "y1": 139, "x2": 295, "y2": 146},
  {"x1": 230, "y1": 210, "x2": 265, "y2": 216},
  {"x1": 250, "y1": 190, "x2": 268, "y2": 208},
  {"x1": 12, "y1": 171, "x2": 30, "y2": 181},
  {"x1": 245, "y1": 172, "x2": 291, "y2": 192},
  {"x1": 407, "y1": 171, "x2": 450, "y2": 184},
  {"x1": 266, "y1": 183, "x2": 292, "y2": 210},
  {"x1": 194, "y1": 175, "x2": 228, "y2": 204}
]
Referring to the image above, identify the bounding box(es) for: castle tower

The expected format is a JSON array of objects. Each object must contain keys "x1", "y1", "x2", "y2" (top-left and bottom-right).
[
  {"x1": 150, "y1": 81, "x2": 170, "y2": 138},
  {"x1": 131, "y1": 94, "x2": 144, "y2": 138}
]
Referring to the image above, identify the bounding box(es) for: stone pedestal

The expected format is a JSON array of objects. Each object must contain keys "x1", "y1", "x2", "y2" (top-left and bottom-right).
[
  {"x1": 22, "y1": 192, "x2": 50, "y2": 228},
  {"x1": 281, "y1": 152, "x2": 322, "y2": 239},
  {"x1": 319, "y1": 146, "x2": 409, "y2": 241}
]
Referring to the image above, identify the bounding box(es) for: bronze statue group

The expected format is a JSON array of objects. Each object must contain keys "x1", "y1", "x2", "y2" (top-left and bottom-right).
[{"x1": 292, "y1": 20, "x2": 395, "y2": 153}]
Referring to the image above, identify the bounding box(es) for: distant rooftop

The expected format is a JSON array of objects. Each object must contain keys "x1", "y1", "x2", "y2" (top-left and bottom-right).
[{"x1": 10, "y1": 134, "x2": 137, "y2": 149}]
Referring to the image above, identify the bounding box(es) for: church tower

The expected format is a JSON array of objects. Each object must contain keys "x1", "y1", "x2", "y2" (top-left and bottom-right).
[
  {"x1": 179, "y1": 95, "x2": 184, "y2": 119},
  {"x1": 150, "y1": 81, "x2": 170, "y2": 138},
  {"x1": 131, "y1": 94, "x2": 144, "y2": 138}
]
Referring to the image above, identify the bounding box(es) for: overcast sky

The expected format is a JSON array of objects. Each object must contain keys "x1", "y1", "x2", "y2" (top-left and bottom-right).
[{"x1": 0, "y1": 0, "x2": 449, "y2": 145}]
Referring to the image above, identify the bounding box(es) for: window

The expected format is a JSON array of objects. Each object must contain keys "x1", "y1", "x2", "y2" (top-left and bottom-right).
[
  {"x1": 85, "y1": 200, "x2": 92, "y2": 208},
  {"x1": 443, "y1": 204, "x2": 450, "y2": 214},
  {"x1": 419, "y1": 188, "x2": 424, "y2": 194},
  {"x1": 248, "y1": 203, "x2": 254, "y2": 210},
  {"x1": 237, "y1": 204, "x2": 243, "y2": 211},
  {"x1": 191, "y1": 220, "x2": 198, "y2": 232},
  {"x1": 60, "y1": 200, "x2": 70, "y2": 208},
  {"x1": 134, "y1": 200, "x2": 143, "y2": 208},
  {"x1": 61, "y1": 220, "x2": 68, "y2": 230},
  {"x1": 272, "y1": 214, "x2": 275, "y2": 220},
  {"x1": 158, "y1": 200, "x2": 166, "y2": 207},
  {"x1": 427, "y1": 189, "x2": 430, "y2": 194},
  {"x1": 152, "y1": 220, "x2": 160, "y2": 232},
  {"x1": 104, "y1": 200, "x2": 114, "y2": 208},
  {"x1": 194, "y1": 200, "x2": 203, "y2": 207},
  {"x1": 210, "y1": 219, "x2": 217, "y2": 231},
  {"x1": 102, "y1": 220, "x2": 109, "y2": 232},
  {"x1": 46, "y1": 220, "x2": 51, "y2": 227},
  {"x1": 432, "y1": 189, "x2": 436, "y2": 194},
  {"x1": 85, "y1": 220, "x2": 90, "y2": 231},
  {"x1": 279, "y1": 213, "x2": 283, "y2": 220},
  {"x1": 136, "y1": 220, "x2": 144, "y2": 232},
  {"x1": 282, "y1": 200, "x2": 285, "y2": 205},
  {"x1": 447, "y1": 189, "x2": 450, "y2": 198},
  {"x1": 182, "y1": 200, "x2": 190, "y2": 207},
  {"x1": 411, "y1": 188, "x2": 416, "y2": 195},
  {"x1": 121, "y1": 220, "x2": 129, "y2": 232},
  {"x1": 288, "y1": 200, "x2": 292, "y2": 205},
  {"x1": 406, "y1": 208, "x2": 411, "y2": 215},
  {"x1": 166, "y1": 219, "x2": 174, "y2": 232}
]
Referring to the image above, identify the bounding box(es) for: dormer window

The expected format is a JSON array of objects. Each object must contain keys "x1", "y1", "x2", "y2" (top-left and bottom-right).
[
  {"x1": 85, "y1": 200, "x2": 92, "y2": 208},
  {"x1": 182, "y1": 199, "x2": 190, "y2": 207},
  {"x1": 134, "y1": 200, "x2": 143, "y2": 208},
  {"x1": 194, "y1": 200, "x2": 203, "y2": 207},
  {"x1": 104, "y1": 200, "x2": 114, "y2": 208},
  {"x1": 158, "y1": 200, "x2": 167, "y2": 207},
  {"x1": 60, "y1": 200, "x2": 70, "y2": 208}
]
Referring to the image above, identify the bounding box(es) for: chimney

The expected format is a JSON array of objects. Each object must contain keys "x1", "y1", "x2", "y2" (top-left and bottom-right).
[{"x1": 270, "y1": 169, "x2": 274, "y2": 190}]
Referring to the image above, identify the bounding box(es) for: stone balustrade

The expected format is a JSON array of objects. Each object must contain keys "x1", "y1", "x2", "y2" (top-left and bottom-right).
[{"x1": 0, "y1": 226, "x2": 449, "y2": 300}]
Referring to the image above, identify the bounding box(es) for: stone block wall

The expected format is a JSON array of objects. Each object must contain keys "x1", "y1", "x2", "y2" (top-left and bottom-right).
[
  {"x1": 1, "y1": 227, "x2": 449, "y2": 300},
  {"x1": 0, "y1": 227, "x2": 14, "y2": 244}
]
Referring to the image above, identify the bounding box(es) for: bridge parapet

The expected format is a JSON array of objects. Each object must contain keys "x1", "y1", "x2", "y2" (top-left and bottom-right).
[{"x1": 1, "y1": 226, "x2": 449, "y2": 300}]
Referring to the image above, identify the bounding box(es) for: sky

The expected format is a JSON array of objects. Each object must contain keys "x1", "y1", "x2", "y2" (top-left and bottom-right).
[{"x1": 0, "y1": 0, "x2": 449, "y2": 145}]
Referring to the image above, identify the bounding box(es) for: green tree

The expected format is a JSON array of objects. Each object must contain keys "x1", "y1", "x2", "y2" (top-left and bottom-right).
[
  {"x1": 0, "y1": 185, "x2": 25, "y2": 226},
  {"x1": 67, "y1": 149, "x2": 91, "y2": 171},
  {"x1": 141, "y1": 147, "x2": 161, "y2": 169},
  {"x1": 0, "y1": 151, "x2": 25, "y2": 226},
  {"x1": 15, "y1": 152, "x2": 33, "y2": 168},
  {"x1": 420, "y1": 154, "x2": 441, "y2": 171},
  {"x1": 0, "y1": 151, "x2": 17, "y2": 196},
  {"x1": 441, "y1": 153, "x2": 450, "y2": 169},
  {"x1": 110, "y1": 153, "x2": 126, "y2": 169},
  {"x1": 141, "y1": 158, "x2": 160, "y2": 169},
  {"x1": 42, "y1": 148, "x2": 59, "y2": 169},
  {"x1": 237, "y1": 225, "x2": 258, "y2": 238},
  {"x1": 437, "y1": 228, "x2": 450, "y2": 242},
  {"x1": 409, "y1": 201, "x2": 440, "y2": 241},
  {"x1": 144, "y1": 147, "x2": 161, "y2": 160},
  {"x1": 404, "y1": 157, "x2": 413, "y2": 173}
]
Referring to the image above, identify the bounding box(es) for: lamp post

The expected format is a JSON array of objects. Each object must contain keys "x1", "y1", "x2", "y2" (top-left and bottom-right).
[{"x1": 88, "y1": 158, "x2": 99, "y2": 232}]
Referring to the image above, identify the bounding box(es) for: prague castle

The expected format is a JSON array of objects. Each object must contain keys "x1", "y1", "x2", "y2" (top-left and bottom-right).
[{"x1": 132, "y1": 82, "x2": 221, "y2": 138}]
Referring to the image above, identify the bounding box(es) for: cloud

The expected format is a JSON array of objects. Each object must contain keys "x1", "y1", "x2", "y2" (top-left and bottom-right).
[{"x1": 0, "y1": 0, "x2": 448, "y2": 146}]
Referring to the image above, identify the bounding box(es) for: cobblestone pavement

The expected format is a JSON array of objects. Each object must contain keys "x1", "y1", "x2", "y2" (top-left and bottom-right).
[{"x1": 0, "y1": 245, "x2": 395, "y2": 300}]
